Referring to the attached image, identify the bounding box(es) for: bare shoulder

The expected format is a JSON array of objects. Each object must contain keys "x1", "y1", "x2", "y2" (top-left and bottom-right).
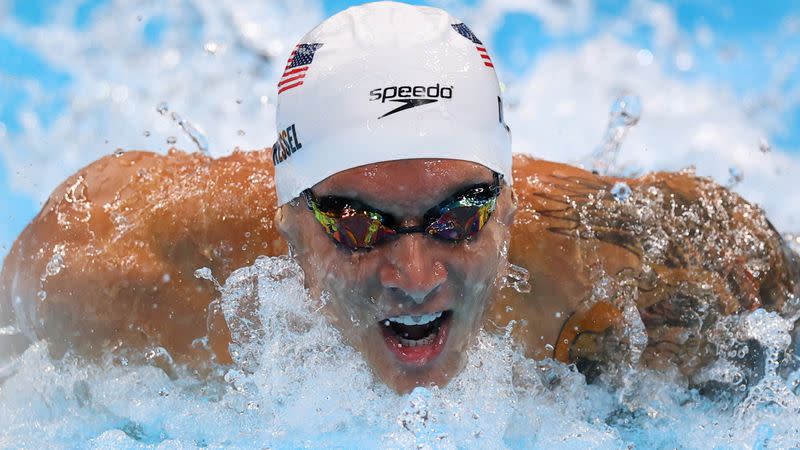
[
  {"x1": 500, "y1": 155, "x2": 800, "y2": 382},
  {"x1": 1, "y1": 148, "x2": 284, "y2": 364}
]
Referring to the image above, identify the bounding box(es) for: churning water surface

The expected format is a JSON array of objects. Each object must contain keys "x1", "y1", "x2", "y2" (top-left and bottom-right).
[{"x1": 3, "y1": 254, "x2": 800, "y2": 448}]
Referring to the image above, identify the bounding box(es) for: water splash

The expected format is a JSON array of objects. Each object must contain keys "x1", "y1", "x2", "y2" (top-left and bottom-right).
[
  {"x1": 194, "y1": 266, "x2": 222, "y2": 291},
  {"x1": 154, "y1": 102, "x2": 209, "y2": 152},
  {"x1": 585, "y1": 93, "x2": 642, "y2": 175},
  {"x1": 169, "y1": 111, "x2": 209, "y2": 154},
  {"x1": 735, "y1": 310, "x2": 800, "y2": 415},
  {"x1": 3, "y1": 256, "x2": 800, "y2": 447},
  {"x1": 502, "y1": 262, "x2": 532, "y2": 294},
  {"x1": 0, "y1": 325, "x2": 20, "y2": 336}
]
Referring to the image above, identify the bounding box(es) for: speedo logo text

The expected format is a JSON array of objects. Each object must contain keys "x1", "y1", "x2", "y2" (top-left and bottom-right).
[{"x1": 369, "y1": 83, "x2": 454, "y2": 119}]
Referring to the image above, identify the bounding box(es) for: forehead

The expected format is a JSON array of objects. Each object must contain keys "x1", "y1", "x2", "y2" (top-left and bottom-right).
[{"x1": 313, "y1": 159, "x2": 494, "y2": 215}]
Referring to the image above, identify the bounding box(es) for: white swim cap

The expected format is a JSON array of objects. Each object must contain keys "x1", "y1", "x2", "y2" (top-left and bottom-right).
[{"x1": 272, "y1": 1, "x2": 512, "y2": 205}]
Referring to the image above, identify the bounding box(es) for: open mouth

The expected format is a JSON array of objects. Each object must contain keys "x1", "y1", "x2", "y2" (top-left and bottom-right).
[{"x1": 380, "y1": 310, "x2": 452, "y2": 366}]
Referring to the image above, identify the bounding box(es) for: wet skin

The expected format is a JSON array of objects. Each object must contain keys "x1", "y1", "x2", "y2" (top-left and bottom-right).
[
  {"x1": 2, "y1": 149, "x2": 798, "y2": 392},
  {"x1": 276, "y1": 160, "x2": 515, "y2": 392}
]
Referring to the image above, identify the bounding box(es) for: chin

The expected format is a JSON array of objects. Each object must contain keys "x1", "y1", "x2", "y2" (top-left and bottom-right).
[{"x1": 376, "y1": 353, "x2": 464, "y2": 394}]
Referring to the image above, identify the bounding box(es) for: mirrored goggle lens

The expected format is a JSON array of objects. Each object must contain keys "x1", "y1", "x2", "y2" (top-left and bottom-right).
[
  {"x1": 426, "y1": 201, "x2": 495, "y2": 241},
  {"x1": 330, "y1": 214, "x2": 396, "y2": 250}
]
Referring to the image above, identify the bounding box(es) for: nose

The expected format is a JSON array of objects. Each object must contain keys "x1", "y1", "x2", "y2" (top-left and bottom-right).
[{"x1": 379, "y1": 234, "x2": 447, "y2": 304}]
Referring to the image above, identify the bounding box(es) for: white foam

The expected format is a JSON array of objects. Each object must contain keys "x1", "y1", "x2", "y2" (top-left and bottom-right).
[{"x1": 0, "y1": 256, "x2": 799, "y2": 447}]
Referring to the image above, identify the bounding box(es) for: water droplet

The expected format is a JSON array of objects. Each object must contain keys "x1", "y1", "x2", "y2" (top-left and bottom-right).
[
  {"x1": 166, "y1": 136, "x2": 177, "y2": 145},
  {"x1": 136, "y1": 15, "x2": 142, "y2": 22},
  {"x1": 156, "y1": 102, "x2": 169, "y2": 115},
  {"x1": 45, "y1": 252, "x2": 65, "y2": 277},
  {"x1": 675, "y1": 51, "x2": 694, "y2": 71},
  {"x1": 37, "y1": 290, "x2": 47, "y2": 301},
  {"x1": 727, "y1": 166, "x2": 744, "y2": 187},
  {"x1": 143, "y1": 130, "x2": 151, "y2": 137},
  {"x1": 759, "y1": 137, "x2": 771, "y2": 154},
  {"x1": 237, "y1": 129, "x2": 246, "y2": 136},
  {"x1": 235, "y1": 98, "x2": 243, "y2": 105},
  {"x1": 114, "y1": 148, "x2": 124, "y2": 157},
  {"x1": 203, "y1": 41, "x2": 220, "y2": 55},
  {"x1": 636, "y1": 48, "x2": 654, "y2": 66},
  {"x1": 611, "y1": 181, "x2": 632, "y2": 202},
  {"x1": 502, "y1": 263, "x2": 531, "y2": 293},
  {"x1": 64, "y1": 176, "x2": 89, "y2": 205},
  {"x1": 544, "y1": 343, "x2": 554, "y2": 352}
]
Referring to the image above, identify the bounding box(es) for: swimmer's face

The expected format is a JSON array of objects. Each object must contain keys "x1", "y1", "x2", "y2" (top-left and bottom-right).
[{"x1": 277, "y1": 159, "x2": 516, "y2": 393}]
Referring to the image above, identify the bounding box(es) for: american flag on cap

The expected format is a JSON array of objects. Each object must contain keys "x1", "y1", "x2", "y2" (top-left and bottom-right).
[
  {"x1": 451, "y1": 23, "x2": 493, "y2": 68},
  {"x1": 278, "y1": 43, "x2": 324, "y2": 94}
]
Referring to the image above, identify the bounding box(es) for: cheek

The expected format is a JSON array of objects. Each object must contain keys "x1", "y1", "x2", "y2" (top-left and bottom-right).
[
  {"x1": 298, "y1": 243, "x2": 383, "y2": 326},
  {"x1": 458, "y1": 225, "x2": 509, "y2": 288}
]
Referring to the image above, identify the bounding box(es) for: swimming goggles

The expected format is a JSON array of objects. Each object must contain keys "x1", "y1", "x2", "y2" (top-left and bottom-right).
[{"x1": 302, "y1": 172, "x2": 503, "y2": 251}]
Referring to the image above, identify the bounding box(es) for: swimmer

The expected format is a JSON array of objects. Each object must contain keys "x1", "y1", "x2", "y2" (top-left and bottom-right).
[{"x1": 2, "y1": 2, "x2": 799, "y2": 393}]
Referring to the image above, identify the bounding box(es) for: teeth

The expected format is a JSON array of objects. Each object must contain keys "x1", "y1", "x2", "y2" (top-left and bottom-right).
[
  {"x1": 386, "y1": 311, "x2": 443, "y2": 326},
  {"x1": 398, "y1": 333, "x2": 436, "y2": 347}
]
